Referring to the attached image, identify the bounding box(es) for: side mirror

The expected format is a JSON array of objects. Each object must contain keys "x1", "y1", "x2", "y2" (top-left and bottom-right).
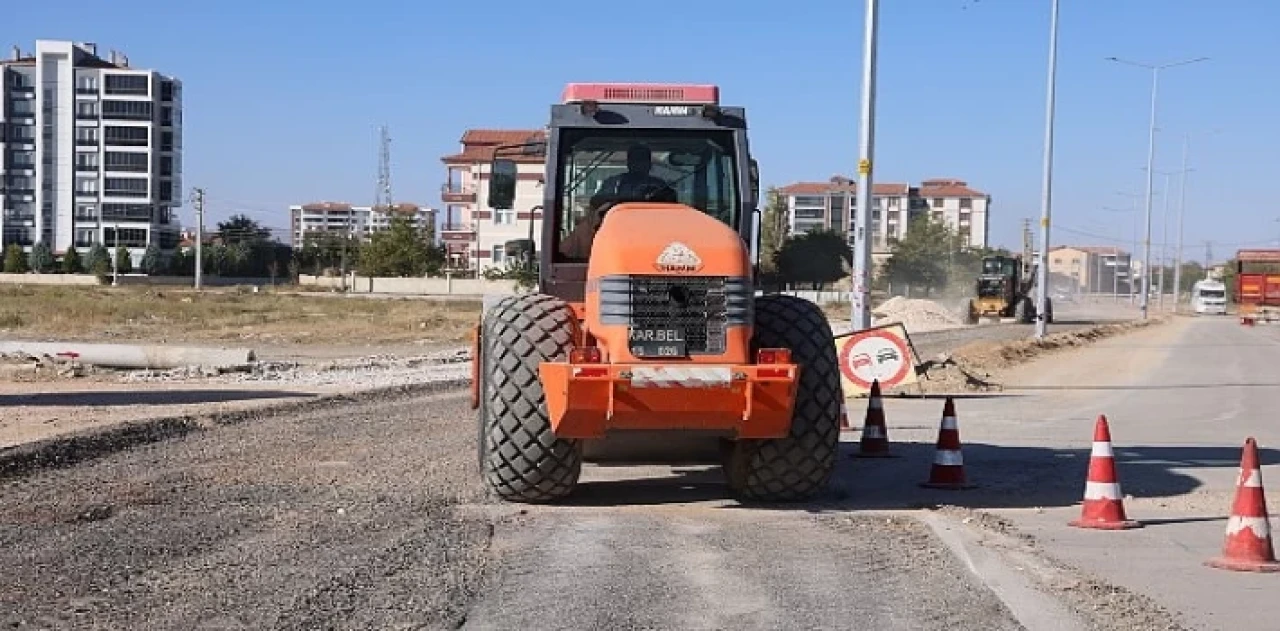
[
  {"x1": 488, "y1": 159, "x2": 517, "y2": 210},
  {"x1": 748, "y1": 158, "x2": 760, "y2": 205}
]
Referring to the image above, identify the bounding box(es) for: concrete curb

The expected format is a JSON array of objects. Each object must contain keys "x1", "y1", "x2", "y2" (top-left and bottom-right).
[
  {"x1": 916, "y1": 510, "x2": 1089, "y2": 631},
  {"x1": 0, "y1": 377, "x2": 471, "y2": 481}
]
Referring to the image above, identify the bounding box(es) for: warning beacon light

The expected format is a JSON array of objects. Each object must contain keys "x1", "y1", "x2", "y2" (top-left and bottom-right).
[{"x1": 562, "y1": 83, "x2": 722, "y2": 118}]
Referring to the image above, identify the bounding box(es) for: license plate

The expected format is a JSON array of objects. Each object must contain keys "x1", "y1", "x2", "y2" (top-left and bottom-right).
[{"x1": 629, "y1": 328, "x2": 688, "y2": 358}]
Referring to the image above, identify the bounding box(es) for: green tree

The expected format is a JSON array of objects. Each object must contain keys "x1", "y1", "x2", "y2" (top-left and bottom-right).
[
  {"x1": 358, "y1": 215, "x2": 442, "y2": 277},
  {"x1": 115, "y1": 246, "x2": 133, "y2": 274},
  {"x1": 759, "y1": 186, "x2": 790, "y2": 275},
  {"x1": 168, "y1": 248, "x2": 192, "y2": 275},
  {"x1": 61, "y1": 247, "x2": 84, "y2": 274},
  {"x1": 85, "y1": 243, "x2": 111, "y2": 276},
  {"x1": 881, "y1": 215, "x2": 984, "y2": 296},
  {"x1": 28, "y1": 241, "x2": 55, "y2": 273},
  {"x1": 140, "y1": 242, "x2": 163, "y2": 275},
  {"x1": 3, "y1": 244, "x2": 28, "y2": 273},
  {"x1": 217, "y1": 214, "x2": 272, "y2": 245},
  {"x1": 774, "y1": 228, "x2": 852, "y2": 289}
]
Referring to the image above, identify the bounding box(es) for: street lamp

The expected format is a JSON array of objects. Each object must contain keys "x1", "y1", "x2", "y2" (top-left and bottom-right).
[
  {"x1": 850, "y1": 0, "x2": 879, "y2": 332},
  {"x1": 1171, "y1": 128, "x2": 1220, "y2": 313},
  {"x1": 1149, "y1": 168, "x2": 1176, "y2": 311},
  {"x1": 1105, "y1": 55, "x2": 1210, "y2": 319},
  {"x1": 1034, "y1": 0, "x2": 1061, "y2": 340}
]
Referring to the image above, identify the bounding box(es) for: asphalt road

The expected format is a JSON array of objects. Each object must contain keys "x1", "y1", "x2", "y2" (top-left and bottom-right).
[
  {"x1": 0, "y1": 305, "x2": 1164, "y2": 631},
  {"x1": 850, "y1": 314, "x2": 1280, "y2": 631}
]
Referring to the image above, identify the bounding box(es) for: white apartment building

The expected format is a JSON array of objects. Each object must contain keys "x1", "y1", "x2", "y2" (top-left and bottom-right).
[
  {"x1": 779, "y1": 176, "x2": 991, "y2": 261},
  {"x1": 289, "y1": 201, "x2": 437, "y2": 247},
  {"x1": 1, "y1": 40, "x2": 183, "y2": 265},
  {"x1": 440, "y1": 129, "x2": 545, "y2": 273}
]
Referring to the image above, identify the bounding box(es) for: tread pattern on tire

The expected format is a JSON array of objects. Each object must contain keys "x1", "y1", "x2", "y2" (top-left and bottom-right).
[
  {"x1": 726, "y1": 294, "x2": 841, "y2": 501},
  {"x1": 479, "y1": 293, "x2": 582, "y2": 502}
]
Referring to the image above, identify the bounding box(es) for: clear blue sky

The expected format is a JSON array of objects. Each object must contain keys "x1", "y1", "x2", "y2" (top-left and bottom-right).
[{"x1": 8, "y1": 0, "x2": 1278, "y2": 260}]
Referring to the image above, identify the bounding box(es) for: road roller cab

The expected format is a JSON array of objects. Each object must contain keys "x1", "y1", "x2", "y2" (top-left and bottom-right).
[{"x1": 472, "y1": 83, "x2": 842, "y2": 503}]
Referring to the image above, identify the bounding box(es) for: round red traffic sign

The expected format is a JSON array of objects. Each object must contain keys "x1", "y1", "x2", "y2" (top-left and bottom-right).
[{"x1": 838, "y1": 328, "x2": 912, "y2": 389}]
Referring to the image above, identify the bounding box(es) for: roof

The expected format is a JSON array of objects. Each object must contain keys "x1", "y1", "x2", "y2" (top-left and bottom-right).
[
  {"x1": 778, "y1": 177, "x2": 909, "y2": 196},
  {"x1": 372, "y1": 202, "x2": 433, "y2": 215},
  {"x1": 443, "y1": 129, "x2": 547, "y2": 164},
  {"x1": 918, "y1": 178, "x2": 987, "y2": 197},
  {"x1": 1052, "y1": 245, "x2": 1127, "y2": 256},
  {"x1": 1236, "y1": 249, "x2": 1280, "y2": 263},
  {"x1": 298, "y1": 201, "x2": 353, "y2": 212}
]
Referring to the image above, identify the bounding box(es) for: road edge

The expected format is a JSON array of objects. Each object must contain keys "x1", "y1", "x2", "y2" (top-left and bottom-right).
[
  {"x1": 917, "y1": 510, "x2": 1088, "y2": 631},
  {"x1": 0, "y1": 377, "x2": 471, "y2": 481}
]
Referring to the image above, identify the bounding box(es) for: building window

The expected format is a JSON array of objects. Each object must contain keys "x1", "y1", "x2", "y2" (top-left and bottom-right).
[
  {"x1": 104, "y1": 126, "x2": 148, "y2": 147},
  {"x1": 103, "y1": 177, "x2": 148, "y2": 197},
  {"x1": 932, "y1": 198, "x2": 944, "y2": 208},
  {"x1": 960, "y1": 198, "x2": 973, "y2": 210},
  {"x1": 492, "y1": 245, "x2": 506, "y2": 265},
  {"x1": 11, "y1": 100, "x2": 34, "y2": 116},
  {"x1": 104, "y1": 74, "x2": 149, "y2": 97},
  {"x1": 494, "y1": 208, "x2": 515, "y2": 225},
  {"x1": 101, "y1": 100, "x2": 152, "y2": 121},
  {"x1": 888, "y1": 197, "x2": 900, "y2": 208},
  {"x1": 793, "y1": 195, "x2": 825, "y2": 207},
  {"x1": 74, "y1": 127, "x2": 98, "y2": 145},
  {"x1": 75, "y1": 153, "x2": 98, "y2": 170},
  {"x1": 104, "y1": 152, "x2": 149, "y2": 172}
]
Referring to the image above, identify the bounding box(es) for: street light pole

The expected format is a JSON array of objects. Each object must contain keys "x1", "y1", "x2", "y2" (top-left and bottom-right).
[
  {"x1": 1173, "y1": 136, "x2": 1190, "y2": 313},
  {"x1": 1034, "y1": 0, "x2": 1060, "y2": 340},
  {"x1": 1106, "y1": 55, "x2": 1209, "y2": 319},
  {"x1": 850, "y1": 0, "x2": 879, "y2": 332}
]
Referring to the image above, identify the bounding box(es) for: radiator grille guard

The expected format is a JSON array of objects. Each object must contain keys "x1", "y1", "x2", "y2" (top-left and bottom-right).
[{"x1": 598, "y1": 275, "x2": 752, "y2": 357}]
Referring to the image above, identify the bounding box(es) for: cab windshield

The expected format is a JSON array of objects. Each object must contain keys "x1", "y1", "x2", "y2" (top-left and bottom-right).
[{"x1": 553, "y1": 128, "x2": 740, "y2": 262}]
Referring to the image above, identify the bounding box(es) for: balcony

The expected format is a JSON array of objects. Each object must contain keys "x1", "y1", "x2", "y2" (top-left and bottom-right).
[
  {"x1": 441, "y1": 183, "x2": 476, "y2": 204},
  {"x1": 440, "y1": 222, "x2": 477, "y2": 242}
]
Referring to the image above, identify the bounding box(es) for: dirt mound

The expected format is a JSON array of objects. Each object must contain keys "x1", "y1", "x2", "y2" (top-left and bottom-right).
[{"x1": 872, "y1": 297, "x2": 966, "y2": 332}]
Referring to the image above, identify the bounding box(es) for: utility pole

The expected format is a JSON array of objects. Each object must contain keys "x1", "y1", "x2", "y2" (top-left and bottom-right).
[
  {"x1": 1204, "y1": 241, "x2": 1212, "y2": 270},
  {"x1": 850, "y1": 0, "x2": 879, "y2": 332},
  {"x1": 192, "y1": 187, "x2": 204, "y2": 290},
  {"x1": 111, "y1": 222, "x2": 120, "y2": 286},
  {"x1": 1106, "y1": 55, "x2": 1209, "y2": 318},
  {"x1": 1034, "y1": 0, "x2": 1060, "y2": 339},
  {"x1": 1156, "y1": 171, "x2": 1172, "y2": 310},
  {"x1": 1172, "y1": 134, "x2": 1190, "y2": 313}
]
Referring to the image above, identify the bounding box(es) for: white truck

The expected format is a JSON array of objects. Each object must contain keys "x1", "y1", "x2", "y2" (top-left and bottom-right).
[{"x1": 1191, "y1": 278, "x2": 1228, "y2": 315}]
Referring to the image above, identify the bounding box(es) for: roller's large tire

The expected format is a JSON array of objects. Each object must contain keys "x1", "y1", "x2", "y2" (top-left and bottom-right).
[
  {"x1": 724, "y1": 295, "x2": 841, "y2": 502},
  {"x1": 478, "y1": 293, "x2": 582, "y2": 503}
]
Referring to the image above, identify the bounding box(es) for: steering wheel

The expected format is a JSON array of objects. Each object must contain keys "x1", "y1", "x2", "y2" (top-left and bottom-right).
[{"x1": 635, "y1": 181, "x2": 677, "y2": 203}]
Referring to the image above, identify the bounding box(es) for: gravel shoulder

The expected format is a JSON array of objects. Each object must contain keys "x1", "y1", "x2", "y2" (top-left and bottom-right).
[{"x1": 0, "y1": 390, "x2": 494, "y2": 630}]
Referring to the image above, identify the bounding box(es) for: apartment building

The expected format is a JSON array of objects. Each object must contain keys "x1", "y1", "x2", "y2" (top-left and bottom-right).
[
  {"x1": 778, "y1": 176, "x2": 991, "y2": 260},
  {"x1": 1, "y1": 40, "x2": 183, "y2": 265},
  {"x1": 440, "y1": 129, "x2": 545, "y2": 272},
  {"x1": 289, "y1": 201, "x2": 437, "y2": 247}
]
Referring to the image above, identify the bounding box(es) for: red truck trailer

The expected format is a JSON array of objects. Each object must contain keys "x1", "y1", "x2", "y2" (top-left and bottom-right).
[{"x1": 1234, "y1": 249, "x2": 1280, "y2": 323}]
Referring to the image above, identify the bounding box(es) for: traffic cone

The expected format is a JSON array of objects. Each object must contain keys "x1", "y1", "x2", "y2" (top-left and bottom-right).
[
  {"x1": 1206, "y1": 437, "x2": 1280, "y2": 572},
  {"x1": 920, "y1": 397, "x2": 975, "y2": 489},
  {"x1": 1069, "y1": 415, "x2": 1141, "y2": 530},
  {"x1": 858, "y1": 379, "x2": 895, "y2": 458}
]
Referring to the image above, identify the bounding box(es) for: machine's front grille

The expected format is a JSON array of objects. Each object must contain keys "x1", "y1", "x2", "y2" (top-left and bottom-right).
[{"x1": 598, "y1": 274, "x2": 751, "y2": 356}]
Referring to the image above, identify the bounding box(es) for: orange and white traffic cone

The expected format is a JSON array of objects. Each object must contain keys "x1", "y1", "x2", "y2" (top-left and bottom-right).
[
  {"x1": 858, "y1": 379, "x2": 894, "y2": 458},
  {"x1": 1206, "y1": 437, "x2": 1280, "y2": 572},
  {"x1": 920, "y1": 397, "x2": 974, "y2": 489},
  {"x1": 1069, "y1": 414, "x2": 1141, "y2": 530}
]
